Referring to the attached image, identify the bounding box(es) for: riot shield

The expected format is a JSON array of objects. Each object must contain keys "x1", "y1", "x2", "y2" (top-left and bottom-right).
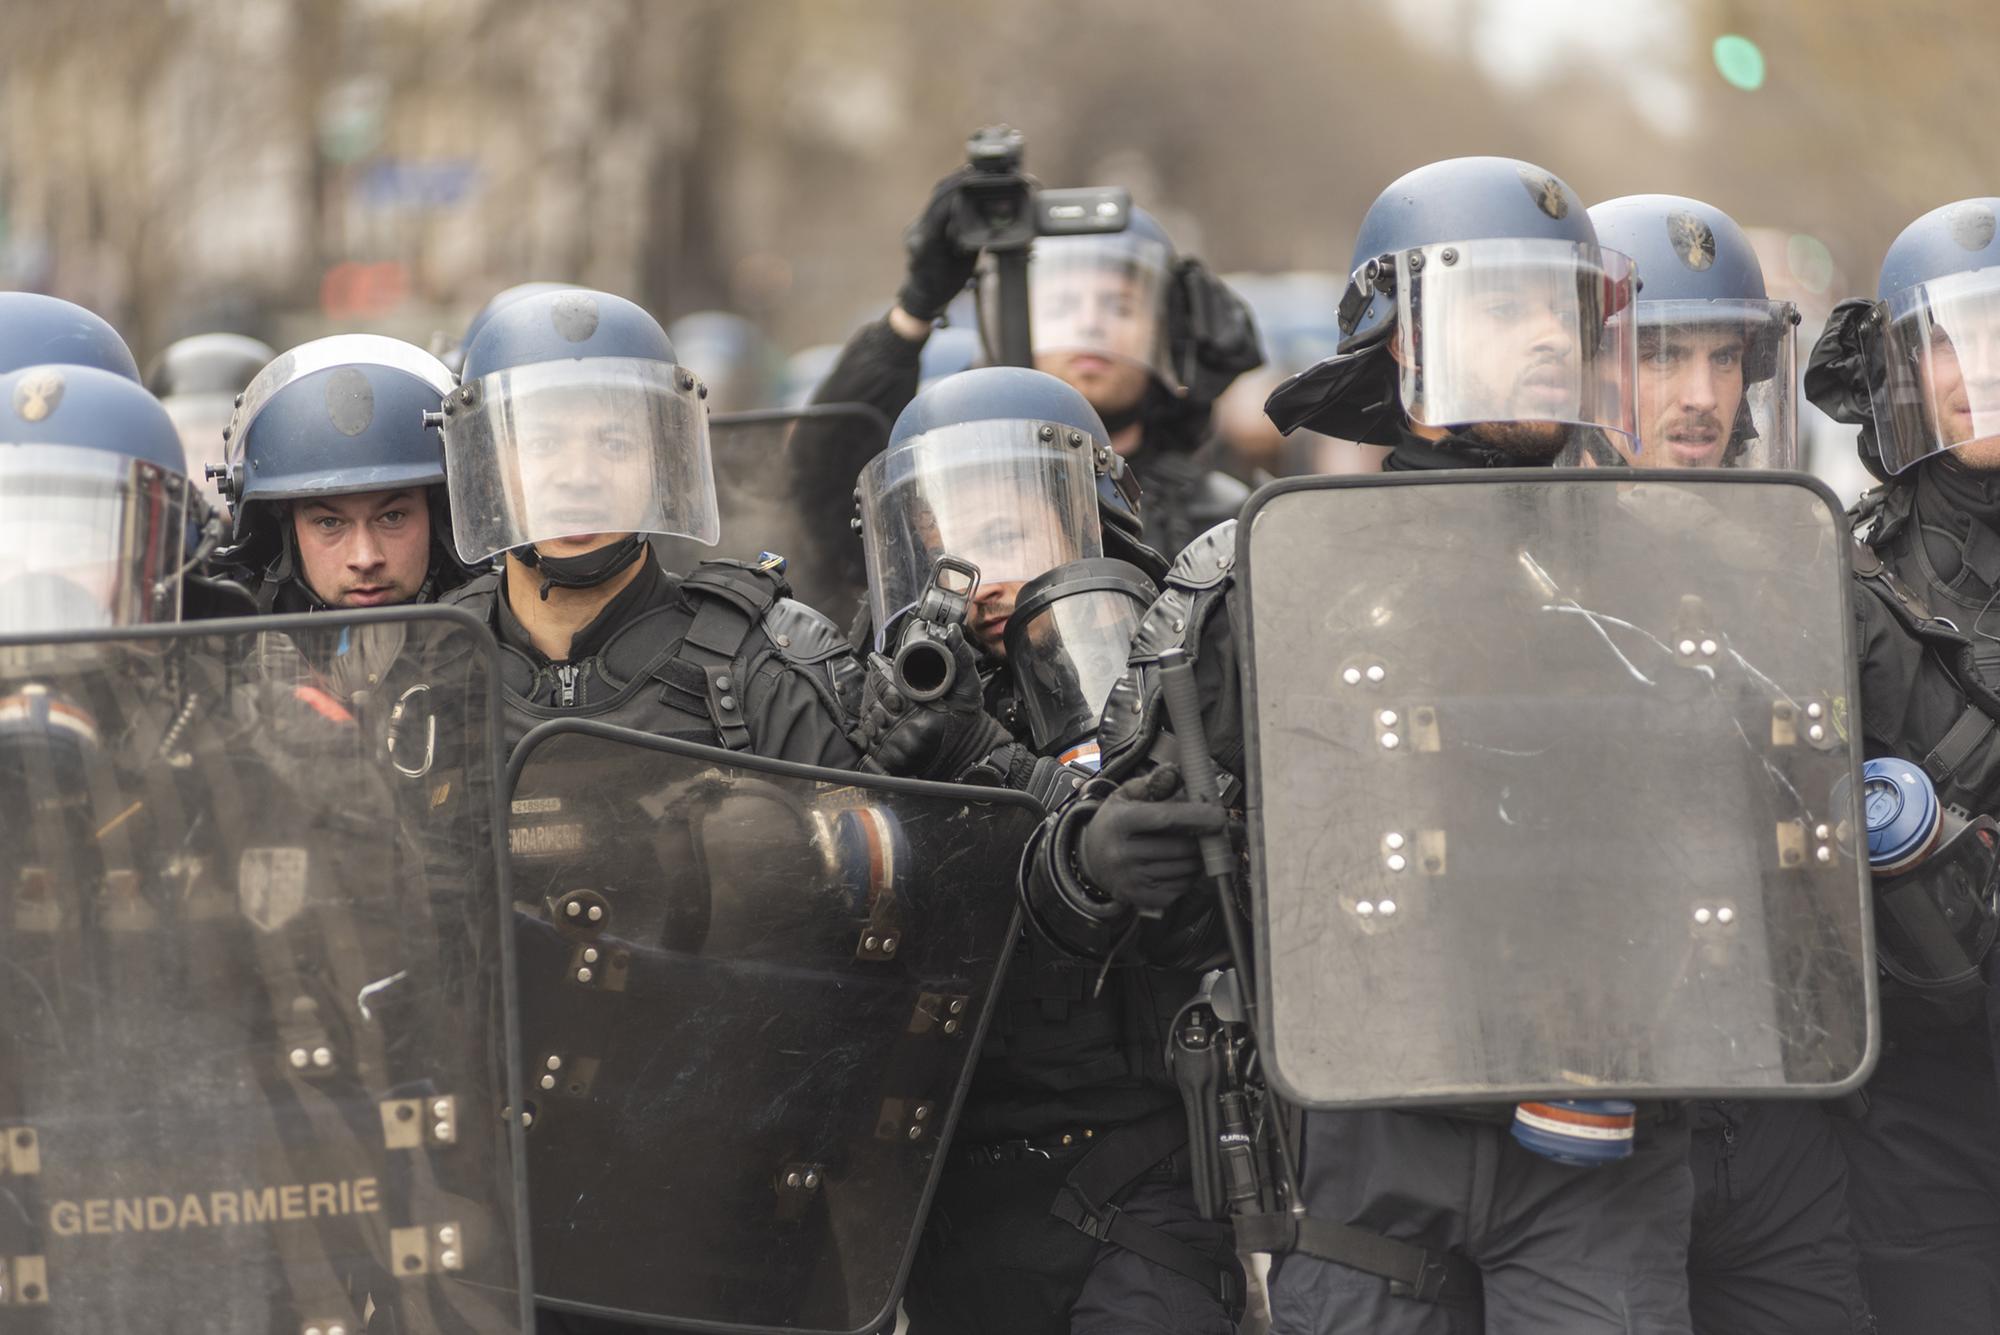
[
  {"x1": 506, "y1": 720, "x2": 1040, "y2": 1333},
  {"x1": 1238, "y1": 472, "x2": 1875, "y2": 1108},
  {"x1": 652, "y1": 404, "x2": 891, "y2": 626},
  {"x1": 0, "y1": 607, "x2": 529, "y2": 1333}
]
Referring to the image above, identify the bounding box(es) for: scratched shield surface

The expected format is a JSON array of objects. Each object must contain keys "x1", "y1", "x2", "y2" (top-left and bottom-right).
[
  {"x1": 506, "y1": 721, "x2": 1038, "y2": 1334},
  {"x1": 0, "y1": 609, "x2": 528, "y2": 1334},
  {"x1": 1238, "y1": 474, "x2": 1875, "y2": 1109}
]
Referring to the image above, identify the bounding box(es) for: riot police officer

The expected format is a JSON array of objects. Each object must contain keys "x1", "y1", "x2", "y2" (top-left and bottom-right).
[
  {"x1": 807, "y1": 170, "x2": 1262, "y2": 559},
  {"x1": 435, "y1": 286, "x2": 905, "y2": 769},
  {"x1": 846, "y1": 365, "x2": 1229, "y2": 1334},
  {"x1": 145, "y1": 331, "x2": 275, "y2": 504},
  {"x1": 1029, "y1": 157, "x2": 1703, "y2": 1335},
  {"x1": 1589, "y1": 192, "x2": 1870, "y2": 1335},
  {"x1": 213, "y1": 336, "x2": 467, "y2": 613},
  {"x1": 1806, "y1": 197, "x2": 2000, "y2": 1332},
  {"x1": 0, "y1": 362, "x2": 213, "y2": 633}
]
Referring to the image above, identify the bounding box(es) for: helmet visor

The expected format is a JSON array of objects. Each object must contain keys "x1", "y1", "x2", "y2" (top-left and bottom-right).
[
  {"x1": 0, "y1": 446, "x2": 186, "y2": 633},
  {"x1": 1623, "y1": 299, "x2": 1799, "y2": 470},
  {"x1": 442, "y1": 358, "x2": 719, "y2": 565},
  {"x1": 984, "y1": 233, "x2": 1175, "y2": 387},
  {"x1": 858, "y1": 422, "x2": 1103, "y2": 646},
  {"x1": 1394, "y1": 239, "x2": 1638, "y2": 448},
  {"x1": 1007, "y1": 580, "x2": 1149, "y2": 757},
  {"x1": 1867, "y1": 268, "x2": 2000, "y2": 475}
]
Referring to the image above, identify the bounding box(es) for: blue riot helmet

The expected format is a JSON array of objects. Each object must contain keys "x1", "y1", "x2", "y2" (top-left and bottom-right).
[
  {"x1": 1808, "y1": 199, "x2": 2000, "y2": 478},
  {"x1": 666, "y1": 311, "x2": 779, "y2": 413},
  {"x1": 0, "y1": 293, "x2": 141, "y2": 381},
  {"x1": 858, "y1": 367, "x2": 1107, "y2": 654},
  {"x1": 217, "y1": 336, "x2": 460, "y2": 608},
  {"x1": 918, "y1": 324, "x2": 983, "y2": 391},
  {"x1": 442, "y1": 288, "x2": 718, "y2": 590},
  {"x1": 447, "y1": 280, "x2": 573, "y2": 375},
  {"x1": 0, "y1": 364, "x2": 190, "y2": 633},
  {"x1": 1267, "y1": 157, "x2": 1640, "y2": 458},
  {"x1": 1587, "y1": 196, "x2": 1800, "y2": 469},
  {"x1": 144, "y1": 332, "x2": 276, "y2": 506}
]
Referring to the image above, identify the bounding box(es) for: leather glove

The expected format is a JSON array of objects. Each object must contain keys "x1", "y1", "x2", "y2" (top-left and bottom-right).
[
  {"x1": 895, "y1": 168, "x2": 983, "y2": 322},
  {"x1": 1077, "y1": 764, "x2": 1225, "y2": 915},
  {"x1": 1168, "y1": 257, "x2": 1264, "y2": 405},
  {"x1": 854, "y1": 630, "x2": 1006, "y2": 780}
]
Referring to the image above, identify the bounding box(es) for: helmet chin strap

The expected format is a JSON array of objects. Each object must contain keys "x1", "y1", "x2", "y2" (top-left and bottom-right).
[{"x1": 518, "y1": 535, "x2": 648, "y2": 600}]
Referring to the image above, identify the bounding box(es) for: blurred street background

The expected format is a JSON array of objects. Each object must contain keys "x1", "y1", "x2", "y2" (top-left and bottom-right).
[{"x1": 4, "y1": 0, "x2": 1993, "y2": 495}]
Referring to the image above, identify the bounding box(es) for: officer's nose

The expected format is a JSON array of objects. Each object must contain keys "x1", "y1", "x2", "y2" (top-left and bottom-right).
[
  {"x1": 346, "y1": 527, "x2": 386, "y2": 573},
  {"x1": 1678, "y1": 360, "x2": 1719, "y2": 414}
]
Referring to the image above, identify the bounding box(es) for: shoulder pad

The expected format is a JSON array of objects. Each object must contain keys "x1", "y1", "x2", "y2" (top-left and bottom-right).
[
  {"x1": 1164, "y1": 519, "x2": 1238, "y2": 593},
  {"x1": 680, "y1": 557, "x2": 788, "y2": 617},
  {"x1": 439, "y1": 570, "x2": 500, "y2": 611},
  {"x1": 762, "y1": 598, "x2": 851, "y2": 665}
]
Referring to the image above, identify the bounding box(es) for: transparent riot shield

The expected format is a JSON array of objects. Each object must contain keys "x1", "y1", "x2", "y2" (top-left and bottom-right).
[
  {"x1": 0, "y1": 607, "x2": 529, "y2": 1334},
  {"x1": 652, "y1": 404, "x2": 891, "y2": 626},
  {"x1": 506, "y1": 721, "x2": 1040, "y2": 1333},
  {"x1": 1238, "y1": 472, "x2": 1875, "y2": 1108}
]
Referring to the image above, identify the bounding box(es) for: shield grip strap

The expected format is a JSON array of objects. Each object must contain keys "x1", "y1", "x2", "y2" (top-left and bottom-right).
[
  {"x1": 1232, "y1": 1212, "x2": 1481, "y2": 1307},
  {"x1": 1048, "y1": 1108, "x2": 1238, "y2": 1304}
]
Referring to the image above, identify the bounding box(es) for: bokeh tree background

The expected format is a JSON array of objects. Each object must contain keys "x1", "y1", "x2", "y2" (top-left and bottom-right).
[{"x1": 0, "y1": 0, "x2": 1988, "y2": 479}]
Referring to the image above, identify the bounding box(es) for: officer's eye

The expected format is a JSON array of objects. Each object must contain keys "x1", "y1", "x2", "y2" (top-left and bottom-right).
[
  {"x1": 598, "y1": 435, "x2": 637, "y2": 459},
  {"x1": 377, "y1": 509, "x2": 407, "y2": 527},
  {"x1": 311, "y1": 516, "x2": 345, "y2": 534},
  {"x1": 1712, "y1": 348, "x2": 1741, "y2": 370},
  {"x1": 521, "y1": 435, "x2": 561, "y2": 458},
  {"x1": 1485, "y1": 301, "x2": 1522, "y2": 322}
]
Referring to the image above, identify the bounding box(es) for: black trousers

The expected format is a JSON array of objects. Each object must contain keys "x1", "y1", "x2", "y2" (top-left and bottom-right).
[
  {"x1": 1832, "y1": 1038, "x2": 2000, "y2": 1334},
  {"x1": 1686, "y1": 1099, "x2": 1873, "y2": 1334},
  {"x1": 1268, "y1": 1108, "x2": 1694, "y2": 1335},
  {"x1": 902, "y1": 1150, "x2": 1238, "y2": 1335}
]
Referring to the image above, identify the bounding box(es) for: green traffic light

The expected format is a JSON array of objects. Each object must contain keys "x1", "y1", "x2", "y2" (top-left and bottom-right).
[{"x1": 1713, "y1": 34, "x2": 1767, "y2": 91}]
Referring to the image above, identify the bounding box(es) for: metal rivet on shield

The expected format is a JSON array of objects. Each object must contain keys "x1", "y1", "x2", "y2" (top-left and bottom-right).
[
  {"x1": 546, "y1": 1055, "x2": 562, "y2": 1072},
  {"x1": 434, "y1": 1121, "x2": 452, "y2": 1140},
  {"x1": 566, "y1": 901, "x2": 582, "y2": 918},
  {"x1": 1699, "y1": 639, "x2": 1718, "y2": 657},
  {"x1": 1038, "y1": 425, "x2": 1055, "y2": 441},
  {"x1": 290, "y1": 1048, "x2": 310, "y2": 1069},
  {"x1": 1384, "y1": 832, "x2": 1405, "y2": 851},
  {"x1": 1814, "y1": 823, "x2": 1830, "y2": 841},
  {"x1": 804, "y1": 1170, "x2": 821, "y2": 1188},
  {"x1": 583, "y1": 947, "x2": 600, "y2": 964},
  {"x1": 1355, "y1": 901, "x2": 1375, "y2": 917},
  {"x1": 1678, "y1": 639, "x2": 1697, "y2": 656},
  {"x1": 433, "y1": 1098, "x2": 452, "y2": 1119},
  {"x1": 786, "y1": 1171, "x2": 801, "y2": 1187},
  {"x1": 576, "y1": 966, "x2": 594, "y2": 983},
  {"x1": 1378, "y1": 710, "x2": 1398, "y2": 727},
  {"x1": 881, "y1": 934, "x2": 899, "y2": 955},
  {"x1": 907, "y1": 1124, "x2": 924, "y2": 1140},
  {"x1": 1366, "y1": 664, "x2": 1386, "y2": 683},
  {"x1": 440, "y1": 1250, "x2": 462, "y2": 1271},
  {"x1": 1717, "y1": 906, "x2": 1736, "y2": 923},
  {"x1": 438, "y1": 1226, "x2": 458, "y2": 1247},
  {"x1": 943, "y1": 1018, "x2": 960, "y2": 1034},
  {"x1": 1694, "y1": 907, "x2": 1713, "y2": 924},
  {"x1": 1343, "y1": 667, "x2": 1362, "y2": 685},
  {"x1": 540, "y1": 1074, "x2": 557, "y2": 1090},
  {"x1": 863, "y1": 934, "x2": 879, "y2": 952},
  {"x1": 1377, "y1": 900, "x2": 1397, "y2": 916},
  {"x1": 1807, "y1": 724, "x2": 1826, "y2": 743},
  {"x1": 1379, "y1": 732, "x2": 1400, "y2": 750},
  {"x1": 1806, "y1": 702, "x2": 1824, "y2": 720},
  {"x1": 588, "y1": 905, "x2": 603, "y2": 922},
  {"x1": 312, "y1": 1047, "x2": 333, "y2": 1069},
  {"x1": 1386, "y1": 854, "x2": 1407, "y2": 872},
  {"x1": 329, "y1": 1325, "x2": 347, "y2": 1335},
  {"x1": 1816, "y1": 846, "x2": 1833, "y2": 864}
]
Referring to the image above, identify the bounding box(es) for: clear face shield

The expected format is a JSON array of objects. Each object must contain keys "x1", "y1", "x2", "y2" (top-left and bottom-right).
[
  {"x1": 0, "y1": 446, "x2": 187, "y2": 635},
  {"x1": 441, "y1": 358, "x2": 719, "y2": 565},
  {"x1": 1391, "y1": 239, "x2": 1639, "y2": 455},
  {"x1": 983, "y1": 234, "x2": 1176, "y2": 387},
  {"x1": 1866, "y1": 268, "x2": 2000, "y2": 475},
  {"x1": 1003, "y1": 559, "x2": 1155, "y2": 764},
  {"x1": 857, "y1": 423, "x2": 1104, "y2": 650},
  {"x1": 1614, "y1": 301, "x2": 1799, "y2": 470}
]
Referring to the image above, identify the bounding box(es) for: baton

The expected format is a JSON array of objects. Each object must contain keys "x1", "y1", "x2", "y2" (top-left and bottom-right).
[{"x1": 1154, "y1": 646, "x2": 1259, "y2": 1036}]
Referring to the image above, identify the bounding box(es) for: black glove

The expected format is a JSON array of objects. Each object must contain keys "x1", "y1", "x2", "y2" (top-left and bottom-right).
[
  {"x1": 1077, "y1": 764, "x2": 1225, "y2": 915},
  {"x1": 895, "y1": 169, "x2": 983, "y2": 323},
  {"x1": 1802, "y1": 296, "x2": 1880, "y2": 426},
  {"x1": 854, "y1": 629, "x2": 1006, "y2": 780}
]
